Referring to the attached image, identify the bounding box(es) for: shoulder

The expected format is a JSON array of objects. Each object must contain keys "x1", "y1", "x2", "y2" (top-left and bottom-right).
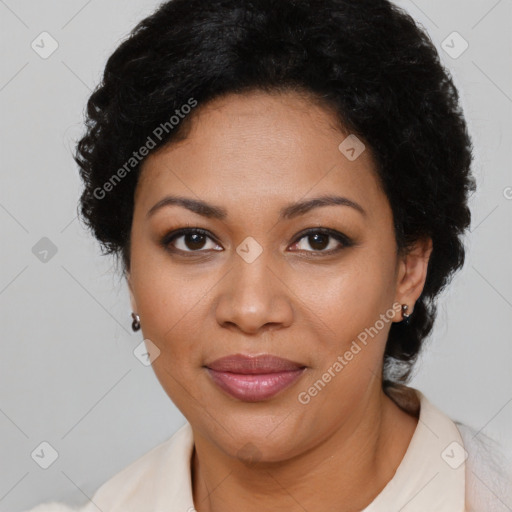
[
  {"x1": 82, "y1": 423, "x2": 191, "y2": 511},
  {"x1": 81, "y1": 421, "x2": 194, "y2": 511},
  {"x1": 455, "y1": 422, "x2": 512, "y2": 512},
  {"x1": 23, "y1": 423, "x2": 193, "y2": 512}
]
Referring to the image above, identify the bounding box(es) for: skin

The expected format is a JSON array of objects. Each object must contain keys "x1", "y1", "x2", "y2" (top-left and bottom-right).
[{"x1": 127, "y1": 90, "x2": 433, "y2": 512}]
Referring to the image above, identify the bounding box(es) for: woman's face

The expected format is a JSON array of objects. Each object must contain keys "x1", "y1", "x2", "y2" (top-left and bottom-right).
[{"x1": 128, "y1": 90, "x2": 429, "y2": 463}]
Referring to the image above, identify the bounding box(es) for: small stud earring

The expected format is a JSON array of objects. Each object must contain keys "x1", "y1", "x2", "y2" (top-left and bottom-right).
[
  {"x1": 401, "y1": 304, "x2": 411, "y2": 325},
  {"x1": 131, "y1": 312, "x2": 141, "y2": 332}
]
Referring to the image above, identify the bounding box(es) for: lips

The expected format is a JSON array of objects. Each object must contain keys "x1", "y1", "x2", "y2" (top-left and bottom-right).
[{"x1": 205, "y1": 354, "x2": 306, "y2": 402}]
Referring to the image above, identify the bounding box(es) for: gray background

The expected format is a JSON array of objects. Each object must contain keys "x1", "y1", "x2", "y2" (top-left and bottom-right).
[{"x1": 1, "y1": 0, "x2": 511, "y2": 510}]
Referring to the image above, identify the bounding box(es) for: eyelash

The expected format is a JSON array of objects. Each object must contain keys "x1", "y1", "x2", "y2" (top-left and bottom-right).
[{"x1": 160, "y1": 227, "x2": 354, "y2": 257}]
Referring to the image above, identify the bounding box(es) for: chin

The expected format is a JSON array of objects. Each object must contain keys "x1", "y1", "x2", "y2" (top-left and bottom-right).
[{"x1": 209, "y1": 416, "x2": 308, "y2": 464}]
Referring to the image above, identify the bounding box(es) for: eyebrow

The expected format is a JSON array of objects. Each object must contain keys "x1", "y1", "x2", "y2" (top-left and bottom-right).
[{"x1": 146, "y1": 194, "x2": 366, "y2": 220}]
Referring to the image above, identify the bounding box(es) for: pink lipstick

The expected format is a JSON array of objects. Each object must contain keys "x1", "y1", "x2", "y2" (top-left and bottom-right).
[{"x1": 205, "y1": 353, "x2": 306, "y2": 402}]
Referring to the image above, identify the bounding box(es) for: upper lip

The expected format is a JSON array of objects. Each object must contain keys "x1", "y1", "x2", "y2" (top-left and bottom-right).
[{"x1": 205, "y1": 354, "x2": 306, "y2": 374}]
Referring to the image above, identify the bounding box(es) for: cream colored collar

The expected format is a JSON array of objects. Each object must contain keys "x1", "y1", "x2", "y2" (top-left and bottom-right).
[{"x1": 363, "y1": 386, "x2": 466, "y2": 511}]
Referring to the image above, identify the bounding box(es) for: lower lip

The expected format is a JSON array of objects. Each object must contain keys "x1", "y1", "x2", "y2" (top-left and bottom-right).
[{"x1": 206, "y1": 368, "x2": 306, "y2": 402}]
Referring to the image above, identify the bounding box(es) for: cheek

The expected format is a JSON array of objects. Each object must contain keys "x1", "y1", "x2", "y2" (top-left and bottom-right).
[
  {"x1": 136, "y1": 276, "x2": 209, "y2": 366},
  {"x1": 295, "y1": 250, "x2": 397, "y2": 343},
  {"x1": 129, "y1": 253, "x2": 212, "y2": 373},
  {"x1": 291, "y1": 252, "x2": 399, "y2": 404},
  {"x1": 295, "y1": 266, "x2": 396, "y2": 416},
  {"x1": 130, "y1": 235, "x2": 205, "y2": 327},
  {"x1": 134, "y1": 272, "x2": 207, "y2": 408}
]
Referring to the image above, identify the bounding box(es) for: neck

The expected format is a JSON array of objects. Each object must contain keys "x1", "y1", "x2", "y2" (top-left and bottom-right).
[{"x1": 191, "y1": 386, "x2": 418, "y2": 512}]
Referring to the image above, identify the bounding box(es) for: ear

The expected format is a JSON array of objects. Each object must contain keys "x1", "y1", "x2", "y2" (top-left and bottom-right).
[
  {"x1": 393, "y1": 236, "x2": 433, "y2": 320},
  {"x1": 126, "y1": 272, "x2": 138, "y2": 313}
]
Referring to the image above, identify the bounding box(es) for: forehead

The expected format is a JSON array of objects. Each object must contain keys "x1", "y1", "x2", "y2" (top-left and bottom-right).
[{"x1": 135, "y1": 90, "x2": 386, "y2": 220}]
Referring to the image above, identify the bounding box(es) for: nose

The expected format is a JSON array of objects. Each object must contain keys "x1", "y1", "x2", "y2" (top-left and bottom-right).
[{"x1": 214, "y1": 248, "x2": 294, "y2": 335}]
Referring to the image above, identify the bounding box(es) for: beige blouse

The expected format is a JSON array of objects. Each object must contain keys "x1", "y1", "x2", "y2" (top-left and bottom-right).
[{"x1": 26, "y1": 386, "x2": 512, "y2": 512}]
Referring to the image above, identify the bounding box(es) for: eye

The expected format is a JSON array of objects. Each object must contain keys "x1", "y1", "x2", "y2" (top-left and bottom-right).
[
  {"x1": 289, "y1": 228, "x2": 353, "y2": 255},
  {"x1": 161, "y1": 228, "x2": 222, "y2": 253},
  {"x1": 161, "y1": 227, "x2": 353, "y2": 256}
]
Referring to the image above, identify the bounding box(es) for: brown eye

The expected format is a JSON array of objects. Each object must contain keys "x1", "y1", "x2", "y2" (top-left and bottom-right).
[
  {"x1": 290, "y1": 228, "x2": 353, "y2": 254},
  {"x1": 162, "y1": 228, "x2": 222, "y2": 253},
  {"x1": 304, "y1": 233, "x2": 330, "y2": 251},
  {"x1": 181, "y1": 232, "x2": 208, "y2": 250}
]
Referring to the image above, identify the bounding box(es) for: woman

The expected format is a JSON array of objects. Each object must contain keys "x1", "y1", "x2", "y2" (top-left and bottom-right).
[{"x1": 26, "y1": 0, "x2": 511, "y2": 510}]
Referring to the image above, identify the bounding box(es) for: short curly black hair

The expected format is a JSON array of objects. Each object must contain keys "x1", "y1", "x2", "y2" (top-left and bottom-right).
[{"x1": 75, "y1": 0, "x2": 475, "y2": 385}]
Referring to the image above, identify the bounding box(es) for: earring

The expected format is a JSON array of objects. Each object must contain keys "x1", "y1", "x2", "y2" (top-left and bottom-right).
[
  {"x1": 131, "y1": 312, "x2": 141, "y2": 332},
  {"x1": 401, "y1": 304, "x2": 411, "y2": 325}
]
